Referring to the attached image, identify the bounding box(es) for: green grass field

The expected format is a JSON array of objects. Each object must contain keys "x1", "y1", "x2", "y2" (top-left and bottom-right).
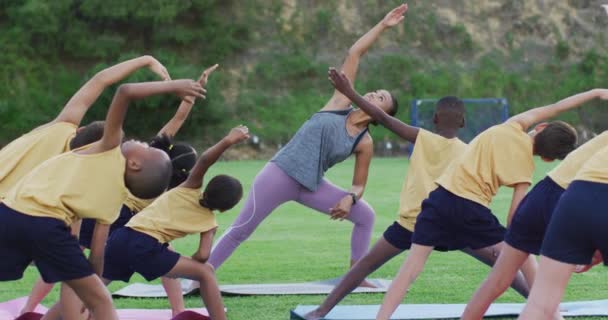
[{"x1": 1, "y1": 158, "x2": 607, "y2": 319}]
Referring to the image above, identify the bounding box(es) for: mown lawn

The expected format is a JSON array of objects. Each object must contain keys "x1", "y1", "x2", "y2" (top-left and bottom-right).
[{"x1": 1, "y1": 158, "x2": 606, "y2": 319}]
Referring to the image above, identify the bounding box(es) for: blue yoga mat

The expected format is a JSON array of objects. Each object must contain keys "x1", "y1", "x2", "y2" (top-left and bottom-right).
[{"x1": 290, "y1": 300, "x2": 608, "y2": 319}]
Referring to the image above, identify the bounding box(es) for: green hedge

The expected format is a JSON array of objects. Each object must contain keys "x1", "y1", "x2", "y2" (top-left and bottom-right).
[{"x1": 1, "y1": 1, "x2": 607, "y2": 146}]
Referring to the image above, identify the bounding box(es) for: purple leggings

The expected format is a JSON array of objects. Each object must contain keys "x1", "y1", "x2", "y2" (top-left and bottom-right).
[{"x1": 208, "y1": 162, "x2": 375, "y2": 269}]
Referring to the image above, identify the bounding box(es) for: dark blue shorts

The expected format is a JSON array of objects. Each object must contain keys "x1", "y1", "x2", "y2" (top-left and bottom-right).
[
  {"x1": 412, "y1": 186, "x2": 506, "y2": 252},
  {"x1": 383, "y1": 222, "x2": 414, "y2": 250},
  {"x1": 79, "y1": 205, "x2": 135, "y2": 248},
  {"x1": 103, "y1": 227, "x2": 180, "y2": 282},
  {"x1": 541, "y1": 181, "x2": 608, "y2": 266},
  {"x1": 505, "y1": 177, "x2": 565, "y2": 255},
  {"x1": 0, "y1": 203, "x2": 93, "y2": 283}
]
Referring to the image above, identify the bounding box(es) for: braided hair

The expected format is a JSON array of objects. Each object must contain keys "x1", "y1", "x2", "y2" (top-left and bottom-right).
[{"x1": 149, "y1": 134, "x2": 197, "y2": 189}]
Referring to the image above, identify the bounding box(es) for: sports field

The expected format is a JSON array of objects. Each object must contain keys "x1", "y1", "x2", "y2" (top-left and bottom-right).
[{"x1": 2, "y1": 158, "x2": 606, "y2": 320}]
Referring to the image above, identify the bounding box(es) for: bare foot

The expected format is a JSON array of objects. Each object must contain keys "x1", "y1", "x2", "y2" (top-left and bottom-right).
[
  {"x1": 303, "y1": 309, "x2": 326, "y2": 320},
  {"x1": 358, "y1": 279, "x2": 377, "y2": 288}
]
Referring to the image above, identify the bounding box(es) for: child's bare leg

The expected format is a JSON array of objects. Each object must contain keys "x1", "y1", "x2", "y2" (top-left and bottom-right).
[
  {"x1": 60, "y1": 275, "x2": 117, "y2": 320},
  {"x1": 165, "y1": 257, "x2": 226, "y2": 320},
  {"x1": 462, "y1": 242, "x2": 530, "y2": 297},
  {"x1": 40, "y1": 303, "x2": 63, "y2": 320},
  {"x1": 305, "y1": 237, "x2": 403, "y2": 320},
  {"x1": 377, "y1": 244, "x2": 433, "y2": 320},
  {"x1": 162, "y1": 276, "x2": 185, "y2": 316},
  {"x1": 519, "y1": 254, "x2": 538, "y2": 287},
  {"x1": 461, "y1": 244, "x2": 529, "y2": 320},
  {"x1": 21, "y1": 277, "x2": 55, "y2": 314},
  {"x1": 518, "y1": 256, "x2": 574, "y2": 320},
  {"x1": 518, "y1": 255, "x2": 564, "y2": 320}
]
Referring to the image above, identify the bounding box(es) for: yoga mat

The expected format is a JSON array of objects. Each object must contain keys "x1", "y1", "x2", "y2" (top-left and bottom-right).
[
  {"x1": 290, "y1": 300, "x2": 608, "y2": 320},
  {"x1": 113, "y1": 280, "x2": 199, "y2": 298},
  {"x1": 113, "y1": 278, "x2": 392, "y2": 298},
  {"x1": 0, "y1": 297, "x2": 214, "y2": 320}
]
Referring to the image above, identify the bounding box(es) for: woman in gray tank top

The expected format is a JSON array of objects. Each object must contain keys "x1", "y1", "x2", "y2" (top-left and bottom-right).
[{"x1": 209, "y1": 4, "x2": 403, "y2": 281}]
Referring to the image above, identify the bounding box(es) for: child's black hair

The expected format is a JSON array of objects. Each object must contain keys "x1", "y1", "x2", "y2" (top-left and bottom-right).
[
  {"x1": 534, "y1": 121, "x2": 578, "y2": 160},
  {"x1": 435, "y1": 96, "x2": 465, "y2": 129},
  {"x1": 199, "y1": 175, "x2": 243, "y2": 211},
  {"x1": 69, "y1": 121, "x2": 105, "y2": 150},
  {"x1": 149, "y1": 134, "x2": 198, "y2": 189}
]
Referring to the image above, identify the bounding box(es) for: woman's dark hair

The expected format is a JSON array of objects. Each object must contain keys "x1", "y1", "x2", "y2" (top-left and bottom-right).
[
  {"x1": 370, "y1": 91, "x2": 399, "y2": 126},
  {"x1": 199, "y1": 175, "x2": 243, "y2": 211},
  {"x1": 149, "y1": 134, "x2": 197, "y2": 189}
]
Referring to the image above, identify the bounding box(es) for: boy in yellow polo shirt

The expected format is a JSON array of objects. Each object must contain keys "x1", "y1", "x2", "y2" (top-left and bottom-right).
[
  {"x1": 462, "y1": 131, "x2": 608, "y2": 319},
  {"x1": 303, "y1": 69, "x2": 528, "y2": 320},
  {"x1": 101, "y1": 126, "x2": 250, "y2": 320},
  {"x1": 0, "y1": 79, "x2": 205, "y2": 320},
  {"x1": 377, "y1": 89, "x2": 608, "y2": 320},
  {"x1": 0, "y1": 55, "x2": 170, "y2": 198},
  {"x1": 518, "y1": 145, "x2": 608, "y2": 320}
]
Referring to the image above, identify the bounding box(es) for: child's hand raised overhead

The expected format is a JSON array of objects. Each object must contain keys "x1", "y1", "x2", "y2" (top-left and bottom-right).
[
  {"x1": 198, "y1": 64, "x2": 220, "y2": 88},
  {"x1": 173, "y1": 79, "x2": 207, "y2": 104},
  {"x1": 226, "y1": 125, "x2": 250, "y2": 145},
  {"x1": 381, "y1": 3, "x2": 407, "y2": 28},
  {"x1": 144, "y1": 55, "x2": 171, "y2": 81}
]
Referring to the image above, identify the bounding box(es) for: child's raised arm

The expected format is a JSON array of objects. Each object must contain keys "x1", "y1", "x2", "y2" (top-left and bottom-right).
[
  {"x1": 181, "y1": 126, "x2": 250, "y2": 189},
  {"x1": 54, "y1": 55, "x2": 170, "y2": 126},
  {"x1": 158, "y1": 64, "x2": 219, "y2": 138},
  {"x1": 509, "y1": 89, "x2": 608, "y2": 131},
  {"x1": 328, "y1": 68, "x2": 419, "y2": 142},
  {"x1": 87, "y1": 80, "x2": 205, "y2": 153}
]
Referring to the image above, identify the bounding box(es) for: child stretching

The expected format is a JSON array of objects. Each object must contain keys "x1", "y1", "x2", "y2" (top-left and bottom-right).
[
  {"x1": 20, "y1": 64, "x2": 219, "y2": 317},
  {"x1": 461, "y1": 130, "x2": 608, "y2": 320},
  {"x1": 375, "y1": 89, "x2": 608, "y2": 319},
  {"x1": 97, "y1": 126, "x2": 249, "y2": 320},
  {"x1": 303, "y1": 69, "x2": 529, "y2": 319},
  {"x1": 518, "y1": 145, "x2": 608, "y2": 319},
  {"x1": 0, "y1": 79, "x2": 205, "y2": 320},
  {"x1": 0, "y1": 55, "x2": 170, "y2": 198}
]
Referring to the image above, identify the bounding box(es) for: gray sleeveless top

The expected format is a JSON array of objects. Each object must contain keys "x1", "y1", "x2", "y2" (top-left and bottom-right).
[{"x1": 271, "y1": 108, "x2": 369, "y2": 191}]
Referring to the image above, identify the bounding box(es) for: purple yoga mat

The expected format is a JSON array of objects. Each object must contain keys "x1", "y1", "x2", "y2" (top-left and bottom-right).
[{"x1": 0, "y1": 297, "x2": 213, "y2": 320}]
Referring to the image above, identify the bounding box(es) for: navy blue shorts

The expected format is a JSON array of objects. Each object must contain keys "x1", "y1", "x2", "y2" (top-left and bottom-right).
[
  {"x1": 0, "y1": 203, "x2": 93, "y2": 283},
  {"x1": 103, "y1": 227, "x2": 180, "y2": 282},
  {"x1": 541, "y1": 181, "x2": 608, "y2": 266},
  {"x1": 79, "y1": 205, "x2": 135, "y2": 248},
  {"x1": 412, "y1": 186, "x2": 506, "y2": 252},
  {"x1": 383, "y1": 222, "x2": 414, "y2": 250},
  {"x1": 505, "y1": 177, "x2": 565, "y2": 255}
]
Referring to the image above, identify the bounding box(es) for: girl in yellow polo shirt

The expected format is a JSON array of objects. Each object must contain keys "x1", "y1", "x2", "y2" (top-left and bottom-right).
[{"x1": 102, "y1": 126, "x2": 249, "y2": 320}]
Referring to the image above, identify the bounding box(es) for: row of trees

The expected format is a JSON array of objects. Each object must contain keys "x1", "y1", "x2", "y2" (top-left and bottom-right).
[{"x1": 1, "y1": 1, "x2": 607, "y2": 147}]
